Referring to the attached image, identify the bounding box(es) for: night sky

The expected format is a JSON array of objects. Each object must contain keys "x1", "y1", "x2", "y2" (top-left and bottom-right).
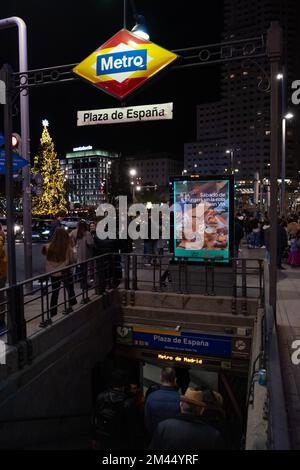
[{"x1": 0, "y1": 0, "x2": 223, "y2": 160}]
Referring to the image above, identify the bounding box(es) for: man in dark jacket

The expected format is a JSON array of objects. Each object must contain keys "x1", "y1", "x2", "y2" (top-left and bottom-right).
[
  {"x1": 144, "y1": 367, "x2": 180, "y2": 437},
  {"x1": 264, "y1": 220, "x2": 288, "y2": 269},
  {"x1": 234, "y1": 215, "x2": 244, "y2": 257},
  {"x1": 149, "y1": 387, "x2": 225, "y2": 450},
  {"x1": 92, "y1": 369, "x2": 139, "y2": 450},
  {"x1": 49, "y1": 212, "x2": 65, "y2": 239}
]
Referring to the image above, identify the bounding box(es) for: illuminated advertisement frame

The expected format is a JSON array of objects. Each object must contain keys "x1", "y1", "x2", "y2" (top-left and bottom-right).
[{"x1": 169, "y1": 175, "x2": 234, "y2": 265}]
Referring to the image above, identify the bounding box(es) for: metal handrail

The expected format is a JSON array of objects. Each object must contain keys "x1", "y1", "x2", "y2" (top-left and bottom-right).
[
  {"x1": 0, "y1": 253, "x2": 264, "y2": 345},
  {"x1": 263, "y1": 261, "x2": 290, "y2": 449}
]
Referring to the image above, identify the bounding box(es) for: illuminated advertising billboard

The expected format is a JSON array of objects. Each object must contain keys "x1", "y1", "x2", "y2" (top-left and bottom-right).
[{"x1": 170, "y1": 175, "x2": 234, "y2": 264}]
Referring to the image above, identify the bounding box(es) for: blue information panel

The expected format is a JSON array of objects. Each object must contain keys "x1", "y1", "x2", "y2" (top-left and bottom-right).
[
  {"x1": 0, "y1": 150, "x2": 29, "y2": 174},
  {"x1": 133, "y1": 330, "x2": 232, "y2": 358}
]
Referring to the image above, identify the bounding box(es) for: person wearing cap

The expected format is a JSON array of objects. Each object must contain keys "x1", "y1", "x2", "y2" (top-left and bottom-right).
[{"x1": 148, "y1": 387, "x2": 225, "y2": 450}]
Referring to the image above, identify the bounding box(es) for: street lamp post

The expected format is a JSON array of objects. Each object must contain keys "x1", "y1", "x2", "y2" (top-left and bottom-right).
[
  {"x1": 129, "y1": 168, "x2": 137, "y2": 202},
  {"x1": 226, "y1": 149, "x2": 234, "y2": 175},
  {"x1": 0, "y1": 17, "x2": 32, "y2": 282},
  {"x1": 281, "y1": 112, "x2": 294, "y2": 216},
  {"x1": 267, "y1": 21, "x2": 283, "y2": 316},
  {"x1": 277, "y1": 67, "x2": 294, "y2": 217},
  {"x1": 277, "y1": 69, "x2": 286, "y2": 217}
]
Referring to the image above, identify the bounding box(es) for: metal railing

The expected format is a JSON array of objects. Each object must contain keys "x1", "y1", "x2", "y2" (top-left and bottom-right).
[
  {"x1": 0, "y1": 253, "x2": 120, "y2": 345},
  {"x1": 0, "y1": 252, "x2": 264, "y2": 346},
  {"x1": 121, "y1": 253, "x2": 264, "y2": 302},
  {"x1": 263, "y1": 261, "x2": 290, "y2": 450}
]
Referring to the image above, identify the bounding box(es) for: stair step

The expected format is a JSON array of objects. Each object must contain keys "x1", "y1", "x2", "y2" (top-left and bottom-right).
[
  {"x1": 122, "y1": 305, "x2": 254, "y2": 327},
  {"x1": 121, "y1": 290, "x2": 258, "y2": 315}
]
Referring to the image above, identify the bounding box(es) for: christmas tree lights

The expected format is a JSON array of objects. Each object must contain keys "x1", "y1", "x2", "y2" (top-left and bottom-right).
[{"x1": 32, "y1": 121, "x2": 68, "y2": 216}]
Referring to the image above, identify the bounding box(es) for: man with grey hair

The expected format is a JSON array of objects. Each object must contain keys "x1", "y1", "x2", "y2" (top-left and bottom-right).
[{"x1": 148, "y1": 387, "x2": 225, "y2": 450}]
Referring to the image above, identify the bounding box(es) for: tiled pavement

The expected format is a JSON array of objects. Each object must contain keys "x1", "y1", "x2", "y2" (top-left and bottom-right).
[
  {"x1": 242, "y1": 245, "x2": 300, "y2": 449},
  {"x1": 276, "y1": 267, "x2": 300, "y2": 449}
]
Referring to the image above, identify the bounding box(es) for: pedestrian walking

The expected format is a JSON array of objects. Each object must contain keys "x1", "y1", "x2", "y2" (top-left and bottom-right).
[
  {"x1": 144, "y1": 367, "x2": 180, "y2": 437},
  {"x1": 149, "y1": 387, "x2": 225, "y2": 450},
  {"x1": 92, "y1": 369, "x2": 142, "y2": 450},
  {"x1": 288, "y1": 230, "x2": 300, "y2": 267}
]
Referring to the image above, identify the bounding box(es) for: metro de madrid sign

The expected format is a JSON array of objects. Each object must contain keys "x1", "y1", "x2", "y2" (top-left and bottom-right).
[{"x1": 73, "y1": 29, "x2": 177, "y2": 100}]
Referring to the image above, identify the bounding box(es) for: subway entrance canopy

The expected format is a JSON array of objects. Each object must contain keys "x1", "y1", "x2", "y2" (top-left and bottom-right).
[{"x1": 73, "y1": 29, "x2": 177, "y2": 100}]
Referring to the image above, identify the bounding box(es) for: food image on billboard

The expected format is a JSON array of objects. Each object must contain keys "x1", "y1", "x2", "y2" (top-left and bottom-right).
[{"x1": 172, "y1": 177, "x2": 233, "y2": 263}]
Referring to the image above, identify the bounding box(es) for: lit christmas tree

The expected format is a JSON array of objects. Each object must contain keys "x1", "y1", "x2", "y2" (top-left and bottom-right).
[{"x1": 32, "y1": 120, "x2": 68, "y2": 215}]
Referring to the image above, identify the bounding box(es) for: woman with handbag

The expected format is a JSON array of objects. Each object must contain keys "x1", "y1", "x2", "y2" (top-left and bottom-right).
[{"x1": 42, "y1": 227, "x2": 77, "y2": 317}]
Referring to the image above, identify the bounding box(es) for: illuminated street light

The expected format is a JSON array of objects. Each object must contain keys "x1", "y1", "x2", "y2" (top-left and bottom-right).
[
  {"x1": 281, "y1": 111, "x2": 294, "y2": 214},
  {"x1": 123, "y1": 1, "x2": 150, "y2": 40},
  {"x1": 276, "y1": 73, "x2": 283, "y2": 80},
  {"x1": 136, "y1": 185, "x2": 141, "y2": 191},
  {"x1": 285, "y1": 112, "x2": 294, "y2": 120},
  {"x1": 225, "y1": 149, "x2": 234, "y2": 174},
  {"x1": 129, "y1": 168, "x2": 137, "y2": 176},
  {"x1": 131, "y1": 15, "x2": 150, "y2": 40}
]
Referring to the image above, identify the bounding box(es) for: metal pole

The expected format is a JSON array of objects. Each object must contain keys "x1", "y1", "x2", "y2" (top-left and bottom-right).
[
  {"x1": 254, "y1": 172, "x2": 259, "y2": 206},
  {"x1": 0, "y1": 17, "x2": 32, "y2": 282},
  {"x1": 281, "y1": 117, "x2": 286, "y2": 216},
  {"x1": 267, "y1": 22, "x2": 283, "y2": 317},
  {"x1": 123, "y1": 0, "x2": 127, "y2": 29},
  {"x1": 1, "y1": 65, "x2": 17, "y2": 286},
  {"x1": 280, "y1": 65, "x2": 286, "y2": 217},
  {"x1": 231, "y1": 150, "x2": 234, "y2": 175},
  {"x1": 1, "y1": 64, "x2": 18, "y2": 345}
]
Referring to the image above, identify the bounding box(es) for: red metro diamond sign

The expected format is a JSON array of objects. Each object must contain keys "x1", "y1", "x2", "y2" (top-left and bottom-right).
[{"x1": 73, "y1": 29, "x2": 177, "y2": 100}]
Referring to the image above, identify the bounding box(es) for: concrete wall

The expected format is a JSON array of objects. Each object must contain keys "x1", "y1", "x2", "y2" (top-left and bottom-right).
[{"x1": 0, "y1": 293, "x2": 116, "y2": 449}]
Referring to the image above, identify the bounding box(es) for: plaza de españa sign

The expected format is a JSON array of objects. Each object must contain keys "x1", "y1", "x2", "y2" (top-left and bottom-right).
[{"x1": 73, "y1": 29, "x2": 177, "y2": 100}]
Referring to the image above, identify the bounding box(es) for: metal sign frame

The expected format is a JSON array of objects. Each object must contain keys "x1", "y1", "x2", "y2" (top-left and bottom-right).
[{"x1": 1, "y1": 23, "x2": 283, "y2": 345}]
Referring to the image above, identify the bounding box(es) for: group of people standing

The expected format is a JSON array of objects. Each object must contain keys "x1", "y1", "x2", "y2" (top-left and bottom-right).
[
  {"x1": 234, "y1": 209, "x2": 300, "y2": 269},
  {"x1": 92, "y1": 366, "x2": 227, "y2": 451},
  {"x1": 42, "y1": 212, "x2": 121, "y2": 318}
]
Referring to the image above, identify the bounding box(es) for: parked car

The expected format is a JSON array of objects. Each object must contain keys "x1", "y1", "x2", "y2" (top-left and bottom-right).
[{"x1": 0, "y1": 217, "x2": 23, "y2": 240}]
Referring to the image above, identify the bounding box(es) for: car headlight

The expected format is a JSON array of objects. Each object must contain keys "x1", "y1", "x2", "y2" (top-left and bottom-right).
[{"x1": 42, "y1": 230, "x2": 50, "y2": 235}]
